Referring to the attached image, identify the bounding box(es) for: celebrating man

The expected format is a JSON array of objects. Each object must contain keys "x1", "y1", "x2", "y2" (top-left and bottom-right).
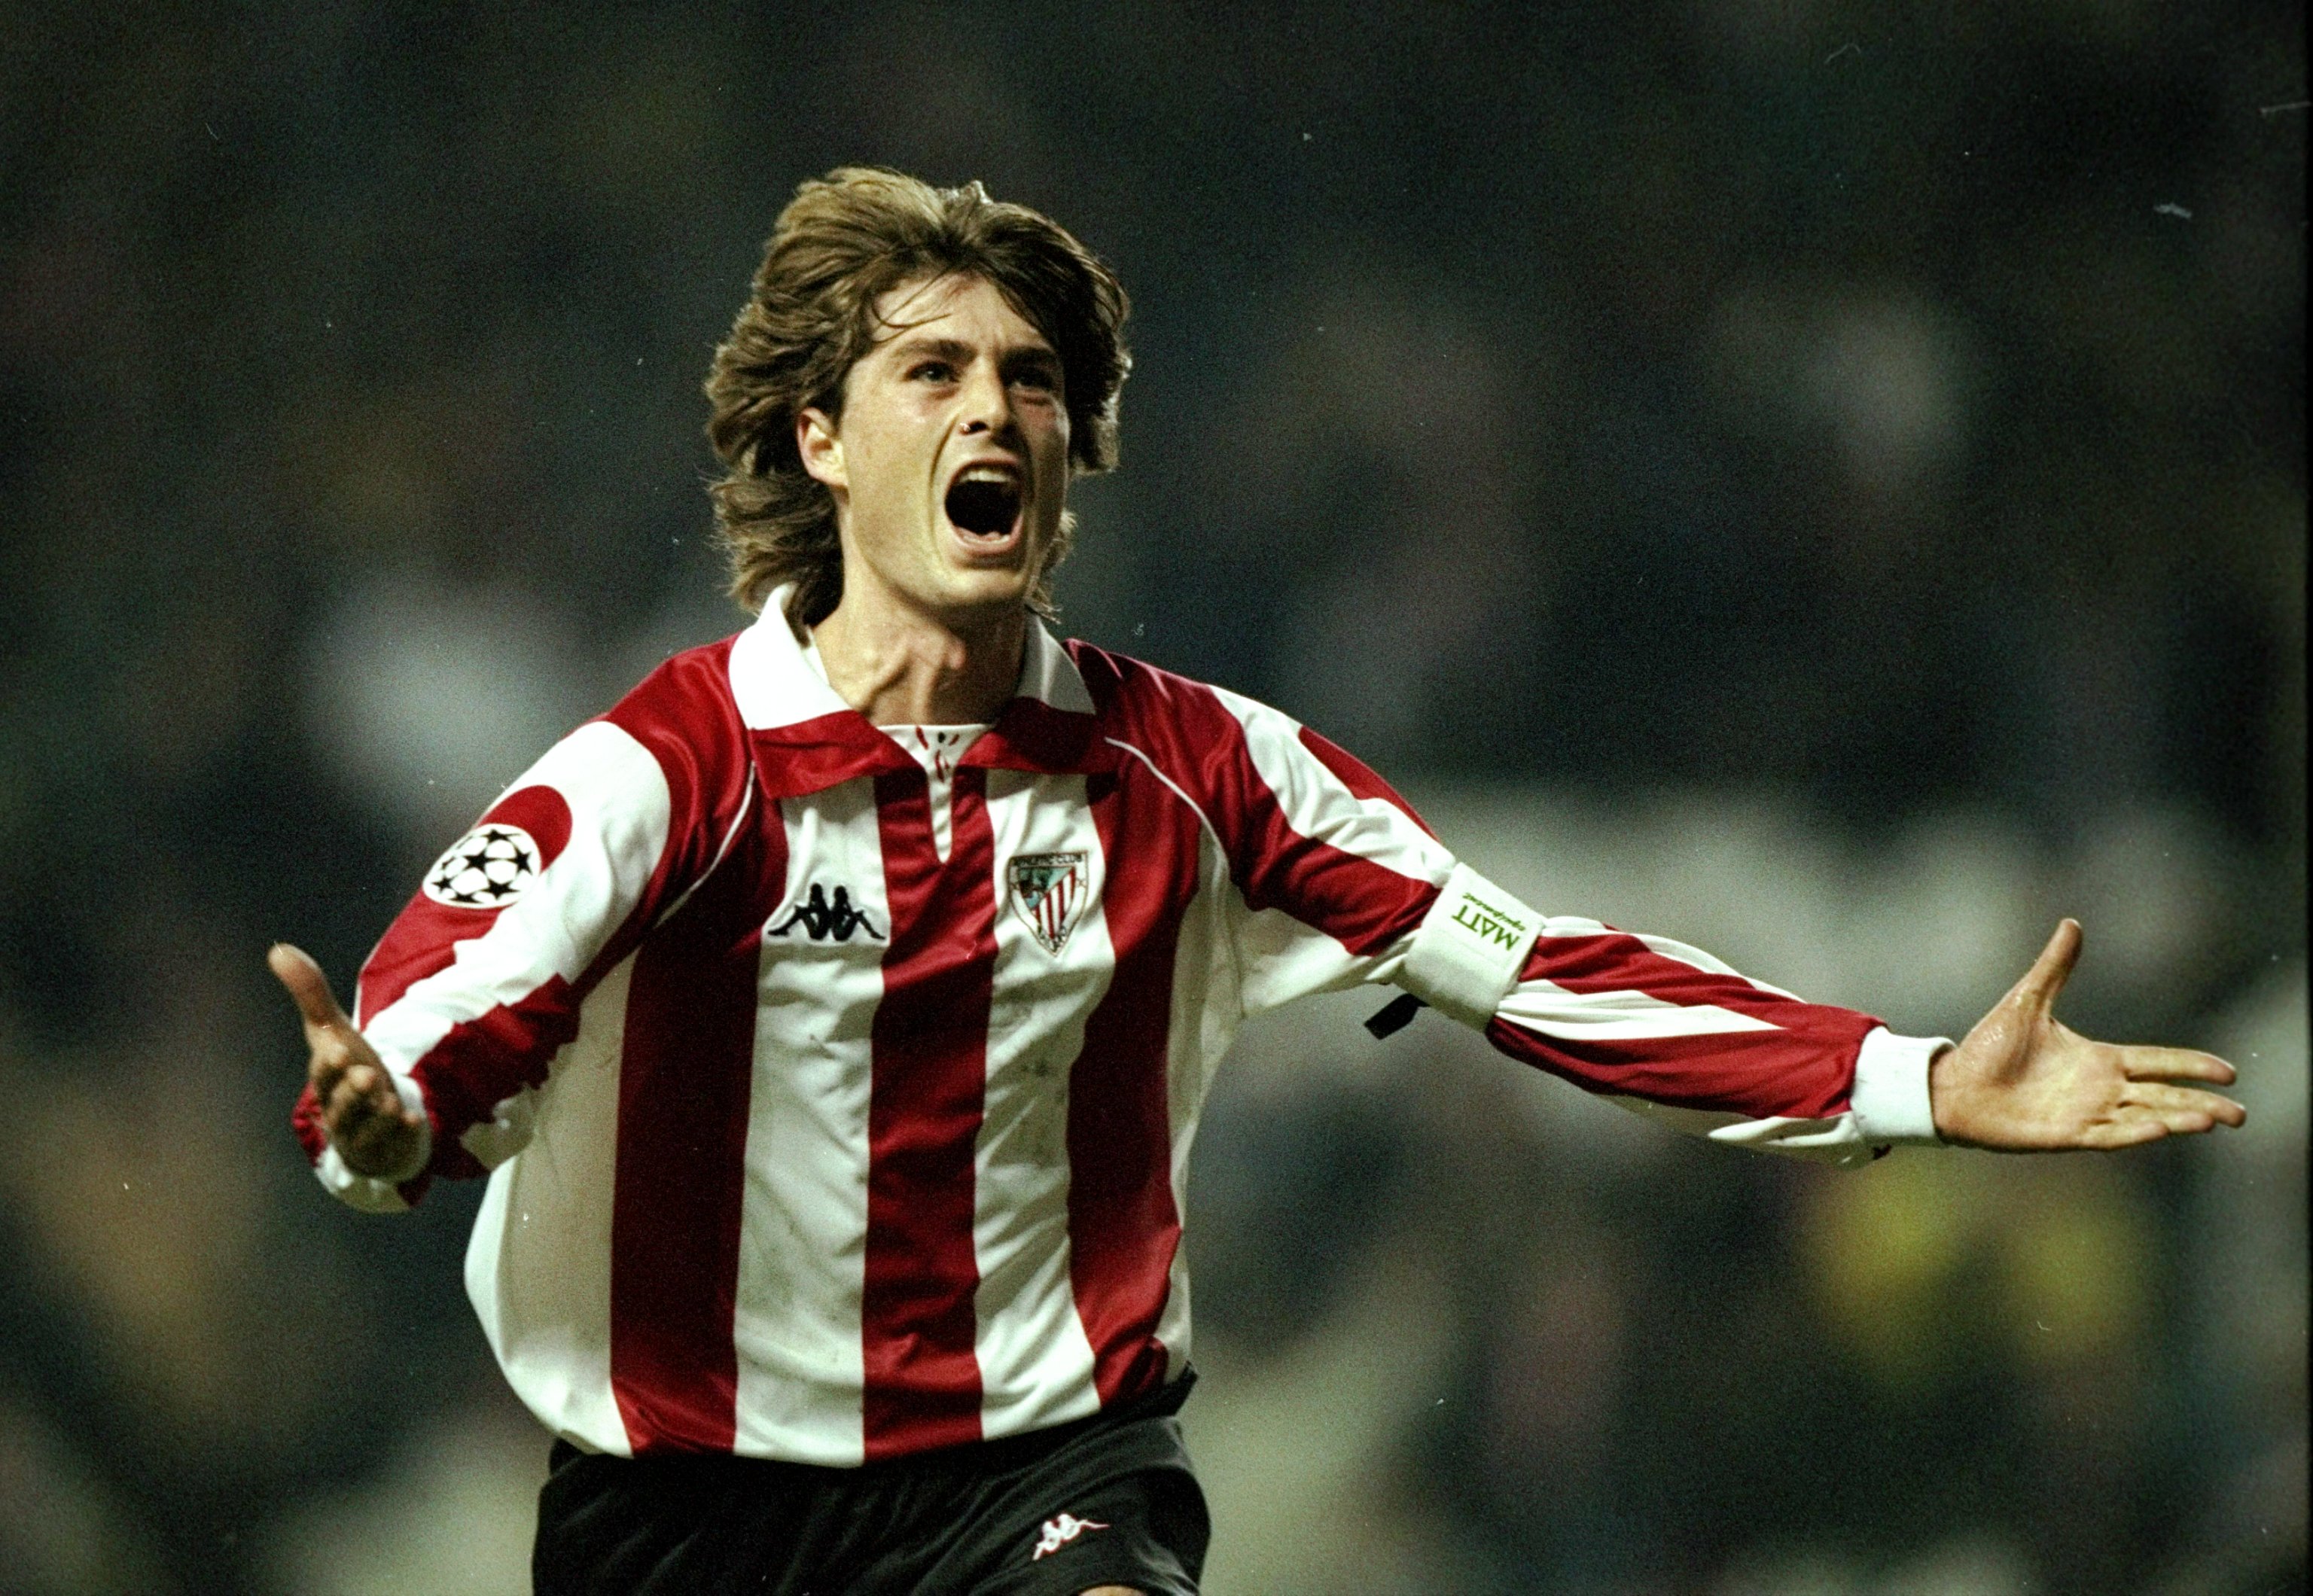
[{"x1": 274, "y1": 168, "x2": 2242, "y2": 1596}]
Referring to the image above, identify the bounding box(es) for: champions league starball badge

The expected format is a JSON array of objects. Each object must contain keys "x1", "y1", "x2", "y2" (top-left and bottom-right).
[{"x1": 422, "y1": 823, "x2": 544, "y2": 909}]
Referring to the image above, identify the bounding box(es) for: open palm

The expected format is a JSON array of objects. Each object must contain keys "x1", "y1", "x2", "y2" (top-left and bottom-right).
[{"x1": 1928, "y1": 919, "x2": 2245, "y2": 1151}]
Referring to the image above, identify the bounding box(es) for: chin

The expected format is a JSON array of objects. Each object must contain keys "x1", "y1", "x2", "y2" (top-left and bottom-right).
[
  {"x1": 924, "y1": 562, "x2": 1038, "y2": 617},
  {"x1": 942, "y1": 540, "x2": 1049, "y2": 602}
]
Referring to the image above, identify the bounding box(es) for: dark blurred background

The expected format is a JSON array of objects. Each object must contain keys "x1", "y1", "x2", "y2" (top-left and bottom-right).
[{"x1": 0, "y1": 4, "x2": 2301, "y2": 1593}]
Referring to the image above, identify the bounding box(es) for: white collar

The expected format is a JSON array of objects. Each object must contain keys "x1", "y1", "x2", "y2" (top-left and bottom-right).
[{"x1": 727, "y1": 586, "x2": 1093, "y2": 733}]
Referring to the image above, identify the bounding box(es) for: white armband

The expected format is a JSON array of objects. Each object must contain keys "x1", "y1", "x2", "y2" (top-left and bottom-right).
[{"x1": 1399, "y1": 863, "x2": 1542, "y2": 1028}]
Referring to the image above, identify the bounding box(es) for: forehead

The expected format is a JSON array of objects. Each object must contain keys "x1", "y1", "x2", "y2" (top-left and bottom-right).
[{"x1": 866, "y1": 273, "x2": 1053, "y2": 355}]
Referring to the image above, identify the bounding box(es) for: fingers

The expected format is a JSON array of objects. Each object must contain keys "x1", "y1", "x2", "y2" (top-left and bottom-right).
[
  {"x1": 2010, "y1": 918, "x2": 2083, "y2": 1011},
  {"x1": 318, "y1": 1051, "x2": 422, "y2": 1135},
  {"x1": 2122, "y1": 1080, "x2": 2247, "y2": 1130},
  {"x1": 2078, "y1": 1095, "x2": 2238, "y2": 1150},
  {"x1": 324, "y1": 1059, "x2": 398, "y2": 1125},
  {"x1": 273, "y1": 941, "x2": 421, "y2": 1179},
  {"x1": 2080, "y1": 1117, "x2": 2171, "y2": 1150},
  {"x1": 326, "y1": 1055, "x2": 379, "y2": 1133},
  {"x1": 330, "y1": 1071, "x2": 426, "y2": 1179},
  {"x1": 334, "y1": 1072, "x2": 415, "y2": 1147},
  {"x1": 321, "y1": 1055, "x2": 382, "y2": 1138},
  {"x1": 2071, "y1": 1089, "x2": 2247, "y2": 1150},
  {"x1": 273, "y1": 940, "x2": 409, "y2": 1134},
  {"x1": 2118, "y1": 1045, "x2": 2236, "y2": 1086},
  {"x1": 269, "y1": 943, "x2": 352, "y2": 1035},
  {"x1": 320, "y1": 1052, "x2": 425, "y2": 1175}
]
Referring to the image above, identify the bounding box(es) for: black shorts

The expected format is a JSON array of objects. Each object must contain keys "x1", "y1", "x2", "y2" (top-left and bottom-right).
[{"x1": 533, "y1": 1375, "x2": 1208, "y2": 1596}]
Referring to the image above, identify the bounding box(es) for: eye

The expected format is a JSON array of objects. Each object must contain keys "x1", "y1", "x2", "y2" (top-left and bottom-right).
[
  {"x1": 907, "y1": 360, "x2": 957, "y2": 383},
  {"x1": 1011, "y1": 363, "x2": 1062, "y2": 396}
]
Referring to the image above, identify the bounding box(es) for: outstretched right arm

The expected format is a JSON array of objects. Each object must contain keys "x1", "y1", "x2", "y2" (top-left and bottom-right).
[{"x1": 277, "y1": 645, "x2": 752, "y2": 1211}]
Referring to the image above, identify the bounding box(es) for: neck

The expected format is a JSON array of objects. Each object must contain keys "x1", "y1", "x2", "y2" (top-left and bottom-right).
[{"x1": 811, "y1": 584, "x2": 1026, "y2": 726}]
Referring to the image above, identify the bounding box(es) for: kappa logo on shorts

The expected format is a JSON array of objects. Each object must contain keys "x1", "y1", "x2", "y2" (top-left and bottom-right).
[
  {"x1": 422, "y1": 823, "x2": 544, "y2": 909},
  {"x1": 1007, "y1": 852, "x2": 1088, "y2": 955},
  {"x1": 1029, "y1": 1511, "x2": 1110, "y2": 1561}
]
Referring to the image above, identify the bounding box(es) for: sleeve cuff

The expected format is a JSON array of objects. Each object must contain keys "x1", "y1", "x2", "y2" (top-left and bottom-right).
[
  {"x1": 1398, "y1": 862, "x2": 1543, "y2": 1028},
  {"x1": 1849, "y1": 1027, "x2": 1949, "y2": 1146}
]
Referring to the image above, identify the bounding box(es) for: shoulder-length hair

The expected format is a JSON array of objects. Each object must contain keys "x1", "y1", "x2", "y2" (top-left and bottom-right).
[{"x1": 703, "y1": 167, "x2": 1131, "y2": 628}]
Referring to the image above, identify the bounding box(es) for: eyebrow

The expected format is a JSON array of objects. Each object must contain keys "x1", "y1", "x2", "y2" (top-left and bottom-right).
[
  {"x1": 883, "y1": 334, "x2": 1061, "y2": 367},
  {"x1": 886, "y1": 335, "x2": 974, "y2": 364}
]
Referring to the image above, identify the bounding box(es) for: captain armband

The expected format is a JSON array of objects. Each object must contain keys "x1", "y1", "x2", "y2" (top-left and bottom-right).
[{"x1": 1397, "y1": 863, "x2": 1543, "y2": 1028}]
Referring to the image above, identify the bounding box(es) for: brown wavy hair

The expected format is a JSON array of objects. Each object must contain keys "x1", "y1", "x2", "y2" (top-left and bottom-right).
[{"x1": 703, "y1": 167, "x2": 1131, "y2": 626}]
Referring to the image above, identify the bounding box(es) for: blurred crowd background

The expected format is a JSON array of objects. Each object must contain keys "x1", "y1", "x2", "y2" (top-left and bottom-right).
[{"x1": 0, "y1": 2, "x2": 2301, "y2": 1592}]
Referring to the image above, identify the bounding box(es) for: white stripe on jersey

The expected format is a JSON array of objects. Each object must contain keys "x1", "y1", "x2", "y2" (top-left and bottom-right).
[
  {"x1": 1153, "y1": 827, "x2": 1244, "y2": 1374},
  {"x1": 1233, "y1": 896, "x2": 1397, "y2": 1014},
  {"x1": 972, "y1": 769, "x2": 1107, "y2": 1440},
  {"x1": 466, "y1": 955, "x2": 635, "y2": 1454},
  {"x1": 1018, "y1": 620, "x2": 1099, "y2": 714},
  {"x1": 1498, "y1": 982, "x2": 1782, "y2": 1041},
  {"x1": 730, "y1": 781, "x2": 885, "y2": 1465},
  {"x1": 1207, "y1": 683, "x2": 1455, "y2": 887}
]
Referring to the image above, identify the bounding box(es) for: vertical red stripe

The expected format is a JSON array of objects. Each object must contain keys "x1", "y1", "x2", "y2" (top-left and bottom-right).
[
  {"x1": 861, "y1": 767, "x2": 997, "y2": 1458},
  {"x1": 1071, "y1": 644, "x2": 1434, "y2": 955},
  {"x1": 608, "y1": 812, "x2": 782, "y2": 1454},
  {"x1": 1068, "y1": 765, "x2": 1196, "y2": 1405}
]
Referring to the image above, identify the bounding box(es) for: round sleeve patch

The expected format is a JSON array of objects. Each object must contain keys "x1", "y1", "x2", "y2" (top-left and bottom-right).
[{"x1": 422, "y1": 822, "x2": 546, "y2": 909}]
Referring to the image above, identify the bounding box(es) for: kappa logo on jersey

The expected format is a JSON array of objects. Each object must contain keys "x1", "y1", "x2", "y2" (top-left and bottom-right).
[
  {"x1": 769, "y1": 883, "x2": 884, "y2": 943},
  {"x1": 422, "y1": 824, "x2": 543, "y2": 909},
  {"x1": 1007, "y1": 852, "x2": 1088, "y2": 955},
  {"x1": 1029, "y1": 1512, "x2": 1110, "y2": 1561}
]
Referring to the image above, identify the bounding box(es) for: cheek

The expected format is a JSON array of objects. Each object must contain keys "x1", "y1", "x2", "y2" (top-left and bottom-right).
[
  {"x1": 1034, "y1": 413, "x2": 1071, "y2": 474},
  {"x1": 847, "y1": 420, "x2": 931, "y2": 498}
]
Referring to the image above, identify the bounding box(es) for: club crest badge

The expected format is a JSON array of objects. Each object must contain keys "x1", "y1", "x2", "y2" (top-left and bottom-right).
[
  {"x1": 422, "y1": 823, "x2": 544, "y2": 909},
  {"x1": 1007, "y1": 852, "x2": 1089, "y2": 955}
]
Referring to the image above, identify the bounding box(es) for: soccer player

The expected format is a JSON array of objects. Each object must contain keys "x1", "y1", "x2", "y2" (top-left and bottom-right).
[{"x1": 271, "y1": 168, "x2": 2244, "y2": 1596}]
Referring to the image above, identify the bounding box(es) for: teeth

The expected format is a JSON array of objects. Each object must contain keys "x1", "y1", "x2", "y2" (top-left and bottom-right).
[{"x1": 959, "y1": 465, "x2": 1018, "y2": 484}]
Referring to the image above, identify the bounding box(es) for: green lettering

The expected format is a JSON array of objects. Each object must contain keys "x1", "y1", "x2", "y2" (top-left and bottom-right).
[
  {"x1": 1451, "y1": 897, "x2": 1529, "y2": 951},
  {"x1": 1463, "y1": 892, "x2": 1528, "y2": 934}
]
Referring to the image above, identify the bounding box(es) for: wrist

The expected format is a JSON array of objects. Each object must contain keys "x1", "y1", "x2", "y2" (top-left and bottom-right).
[{"x1": 1927, "y1": 1042, "x2": 1956, "y2": 1139}]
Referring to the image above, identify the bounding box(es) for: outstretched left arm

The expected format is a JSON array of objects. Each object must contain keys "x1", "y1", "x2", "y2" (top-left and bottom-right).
[
  {"x1": 1127, "y1": 664, "x2": 2242, "y2": 1162},
  {"x1": 1403, "y1": 865, "x2": 2245, "y2": 1163}
]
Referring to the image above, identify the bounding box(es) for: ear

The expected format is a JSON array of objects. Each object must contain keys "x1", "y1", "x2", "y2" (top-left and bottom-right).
[{"x1": 797, "y1": 406, "x2": 846, "y2": 492}]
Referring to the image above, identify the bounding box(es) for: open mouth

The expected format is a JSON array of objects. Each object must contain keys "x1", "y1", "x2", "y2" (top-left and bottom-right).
[{"x1": 943, "y1": 466, "x2": 1023, "y2": 547}]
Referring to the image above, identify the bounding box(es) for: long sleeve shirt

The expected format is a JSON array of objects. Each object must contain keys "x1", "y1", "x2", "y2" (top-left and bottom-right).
[{"x1": 292, "y1": 597, "x2": 1944, "y2": 1465}]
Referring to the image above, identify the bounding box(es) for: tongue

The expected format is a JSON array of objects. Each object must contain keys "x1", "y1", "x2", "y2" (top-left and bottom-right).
[{"x1": 946, "y1": 478, "x2": 1019, "y2": 538}]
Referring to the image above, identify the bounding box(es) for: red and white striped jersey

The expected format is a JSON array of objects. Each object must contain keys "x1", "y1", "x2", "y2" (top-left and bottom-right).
[{"x1": 293, "y1": 602, "x2": 1943, "y2": 1465}]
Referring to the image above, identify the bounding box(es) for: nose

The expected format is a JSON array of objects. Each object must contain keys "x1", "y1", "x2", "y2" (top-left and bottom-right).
[{"x1": 955, "y1": 361, "x2": 1015, "y2": 440}]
